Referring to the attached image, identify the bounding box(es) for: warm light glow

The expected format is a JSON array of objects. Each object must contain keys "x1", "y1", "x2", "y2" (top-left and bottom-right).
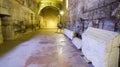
[
  {"x1": 60, "y1": 11, "x2": 64, "y2": 16},
  {"x1": 60, "y1": 0, "x2": 63, "y2": 1},
  {"x1": 66, "y1": 0, "x2": 68, "y2": 9},
  {"x1": 48, "y1": 20, "x2": 56, "y2": 28}
]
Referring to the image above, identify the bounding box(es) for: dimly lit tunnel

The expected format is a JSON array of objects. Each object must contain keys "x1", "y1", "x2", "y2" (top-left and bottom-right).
[
  {"x1": 40, "y1": 6, "x2": 59, "y2": 28},
  {"x1": 0, "y1": 0, "x2": 120, "y2": 67}
]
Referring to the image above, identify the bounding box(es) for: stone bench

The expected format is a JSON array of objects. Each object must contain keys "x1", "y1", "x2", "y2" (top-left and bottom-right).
[
  {"x1": 64, "y1": 29, "x2": 75, "y2": 40},
  {"x1": 72, "y1": 37, "x2": 82, "y2": 49},
  {"x1": 82, "y1": 27, "x2": 120, "y2": 67}
]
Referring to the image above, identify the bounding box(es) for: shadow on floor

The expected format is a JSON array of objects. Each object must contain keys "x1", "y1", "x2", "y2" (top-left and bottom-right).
[
  {"x1": 0, "y1": 28, "x2": 58, "y2": 57},
  {"x1": 0, "y1": 31, "x2": 39, "y2": 57}
]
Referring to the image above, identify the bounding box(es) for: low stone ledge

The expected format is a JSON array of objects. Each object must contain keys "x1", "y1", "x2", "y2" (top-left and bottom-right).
[
  {"x1": 82, "y1": 27, "x2": 120, "y2": 67},
  {"x1": 72, "y1": 37, "x2": 82, "y2": 49},
  {"x1": 64, "y1": 29, "x2": 75, "y2": 40}
]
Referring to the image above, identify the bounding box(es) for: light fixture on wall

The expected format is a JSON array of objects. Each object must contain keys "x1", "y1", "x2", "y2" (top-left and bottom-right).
[{"x1": 60, "y1": 10, "x2": 64, "y2": 16}]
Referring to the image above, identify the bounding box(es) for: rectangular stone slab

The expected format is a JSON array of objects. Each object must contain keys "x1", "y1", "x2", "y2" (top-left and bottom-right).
[
  {"x1": 64, "y1": 29, "x2": 75, "y2": 40},
  {"x1": 72, "y1": 37, "x2": 82, "y2": 49},
  {"x1": 82, "y1": 27, "x2": 120, "y2": 67}
]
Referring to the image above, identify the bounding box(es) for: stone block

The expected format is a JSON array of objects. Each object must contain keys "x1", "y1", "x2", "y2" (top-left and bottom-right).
[
  {"x1": 72, "y1": 37, "x2": 82, "y2": 49},
  {"x1": 103, "y1": 20, "x2": 115, "y2": 31},
  {"x1": 0, "y1": 18, "x2": 3, "y2": 44},
  {"x1": 2, "y1": 25, "x2": 15, "y2": 40},
  {"x1": 0, "y1": 27, "x2": 3, "y2": 44},
  {"x1": 64, "y1": 29, "x2": 75, "y2": 40},
  {"x1": 82, "y1": 27, "x2": 120, "y2": 67},
  {"x1": 0, "y1": 7, "x2": 9, "y2": 15}
]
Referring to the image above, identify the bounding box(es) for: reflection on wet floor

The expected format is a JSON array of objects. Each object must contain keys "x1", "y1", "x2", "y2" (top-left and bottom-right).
[{"x1": 0, "y1": 29, "x2": 93, "y2": 67}]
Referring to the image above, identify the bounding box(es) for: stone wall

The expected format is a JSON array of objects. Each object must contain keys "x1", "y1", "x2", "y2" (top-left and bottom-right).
[
  {"x1": 0, "y1": 17, "x2": 3, "y2": 44},
  {"x1": 66, "y1": 0, "x2": 120, "y2": 36},
  {"x1": 66, "y1": 0, "x2": 84, "y2": 33},
  {"x1": 0, "y1": 0, "x2": 39, "y2": 40}
]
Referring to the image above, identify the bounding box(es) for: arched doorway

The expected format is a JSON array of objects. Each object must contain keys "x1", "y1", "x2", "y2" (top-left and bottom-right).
[{"x1": 40, "y1": 6, "x2": 60, "y2": 28}]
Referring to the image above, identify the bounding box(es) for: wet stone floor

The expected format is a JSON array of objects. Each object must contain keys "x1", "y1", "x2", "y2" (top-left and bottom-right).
[{"x1": 0, "y1": 29, "x2": 93, "y2": 67}]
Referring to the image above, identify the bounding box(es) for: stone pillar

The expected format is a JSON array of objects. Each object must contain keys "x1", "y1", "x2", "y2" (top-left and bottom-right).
[
  {"x1": 0, "y1": 17, "x2": 3, "y2": 44},
  {"x1": 1, "y1": 16, "x2": 15, "y2": 40}
]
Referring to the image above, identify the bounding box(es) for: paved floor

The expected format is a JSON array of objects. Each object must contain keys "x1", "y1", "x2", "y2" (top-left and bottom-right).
[{"x1": 0, "y1": 29, "x2": 93, "y2": 67}]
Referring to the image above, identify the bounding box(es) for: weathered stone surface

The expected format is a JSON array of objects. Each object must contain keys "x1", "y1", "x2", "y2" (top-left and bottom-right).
[
  {"x1": 0, "y1": 18, "x2": 3, "y2": 44},
  {"x1": 0, "y1": 0, "x2": 9, "y2": 15},
  {"x1": 66, "y1": 0, "x2": 120, "y2": 34},
  {"x1": 82, "y1": 27, "x2": 120, "y2": 67},
  {"x1": 72, "y1": 37, "x2": 82, "y2": 49},
  {"x1": 64, "y1": 29, "x2": 75, "y2": 40},
  {"x1": 103, "y1": 20, "x2": 115, "y2": 31},
  {"x1": 0, "y1": 0, "x2": 40, "y2": 40}
]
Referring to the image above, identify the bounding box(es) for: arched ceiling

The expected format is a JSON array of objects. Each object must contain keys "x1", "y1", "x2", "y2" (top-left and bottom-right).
[
  {"x1": 36, "y1": 0, "x2": 63, "y2": 3},
  {"x1": 40, "y1": 6, "x2": 59, "y2": 15},
  {"x1": 40, "y1": 6, "x2": 59, "y2": 16},
  {"x1": 37, "y1": 0, "x2": 64, "y2": 15}
]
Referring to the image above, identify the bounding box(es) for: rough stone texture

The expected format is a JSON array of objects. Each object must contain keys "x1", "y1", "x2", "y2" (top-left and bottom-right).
[
  {"x1": 0, "y1": 17, "x2": 3, "y2": 44},
  {"x1": 64, "y1": 29, "x2": 75, "y2": 40},
  {"x1": 0, "y1": 0, "x2": 9, "y2": 15},
  {"x1": 0, "y1": 0, "x2": 40, "y2": 40},
  {"x1": 72, "y1": 37, "x2": 82, "y2": 49},
  {"x1": 66, "y1": 0, "x2": 120, "y2": 34},
  {"x1": 1, "y1": 16, "x2": 15, "y2": 40},
  {"x1": 82, "y1": 27, "x2": 120, "y2": 67}
]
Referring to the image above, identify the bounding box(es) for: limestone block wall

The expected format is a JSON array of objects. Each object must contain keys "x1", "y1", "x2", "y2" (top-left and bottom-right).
[
  {"x1": 0, "y1": 17, "x2": 3, "y2": 44},
  {"x1": 1, "y1": 16, "x2": 15, "y2": 40},
  {"x1": 0, "y1": 0, "x2": 9, "y2": 15},
  {"x1": 66, "y1": 0, "x2": 87, "y2": 34},
  {"x1": 83, "y1": 0, "x2": 119, "y2": 32},
  {"x1": 66, "y1": 0, "x2": 120, "y2": 36},
  {"x1": 0, "y1": 0, "x2": 38, "y2": 40}
]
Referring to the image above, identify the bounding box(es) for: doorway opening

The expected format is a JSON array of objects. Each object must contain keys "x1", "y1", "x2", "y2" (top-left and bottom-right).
[{"x1": 40, "y1": 6, "x2": 60, "y2": 29}]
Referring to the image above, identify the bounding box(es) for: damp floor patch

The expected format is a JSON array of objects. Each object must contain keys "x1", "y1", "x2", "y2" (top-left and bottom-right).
[{"x1": 39, "y1": 42, "x2": 50, "y2": 44}]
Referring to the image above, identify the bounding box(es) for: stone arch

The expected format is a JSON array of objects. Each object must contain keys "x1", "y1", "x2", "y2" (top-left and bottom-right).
[
  {"x1": 40, "y1": 6, "x2": 60, "y2": 16},
  {"x1": 39, "y1": 6, "x2": 60, "y2": 28}
]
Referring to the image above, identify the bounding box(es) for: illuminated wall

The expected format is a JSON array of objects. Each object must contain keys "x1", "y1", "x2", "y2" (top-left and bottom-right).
[
  {"x1": 0, "y1": 18, "x2": 3, "y2": 44},
  {"x1": 0, "y1": 0, "x2": 37, "y2": 40},
  {"x1": 43, "y1": 15, "x2": 59, "y2": 28},
  {"x1": 40, "y1": 7, "x2": 59, "y2": 28}
]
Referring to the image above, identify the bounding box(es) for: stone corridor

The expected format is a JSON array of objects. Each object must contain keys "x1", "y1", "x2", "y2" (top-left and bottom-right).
[
  {"x1": 0, "y1": 29, "x2": 93, "y2": 67},
  {"x1": 0, "y1": 0, "x2": 120, "y2": 67}
]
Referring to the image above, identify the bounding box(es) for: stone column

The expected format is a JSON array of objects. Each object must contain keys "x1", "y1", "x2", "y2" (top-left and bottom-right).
[
  {"x1": 1, "y1": 16, "x2": 15, "y2": 40},
  {"x1": 0, "y1": 17, "x2": 3, "y2": 44}
]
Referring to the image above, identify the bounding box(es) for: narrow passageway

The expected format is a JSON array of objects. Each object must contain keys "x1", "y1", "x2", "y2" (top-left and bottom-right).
[
  {"x1": 0, "y1": 0, "x2": 120, "y2": 67},
  {"x1": 0, "y1": 29, "x2": 93, "y2": 67}
]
